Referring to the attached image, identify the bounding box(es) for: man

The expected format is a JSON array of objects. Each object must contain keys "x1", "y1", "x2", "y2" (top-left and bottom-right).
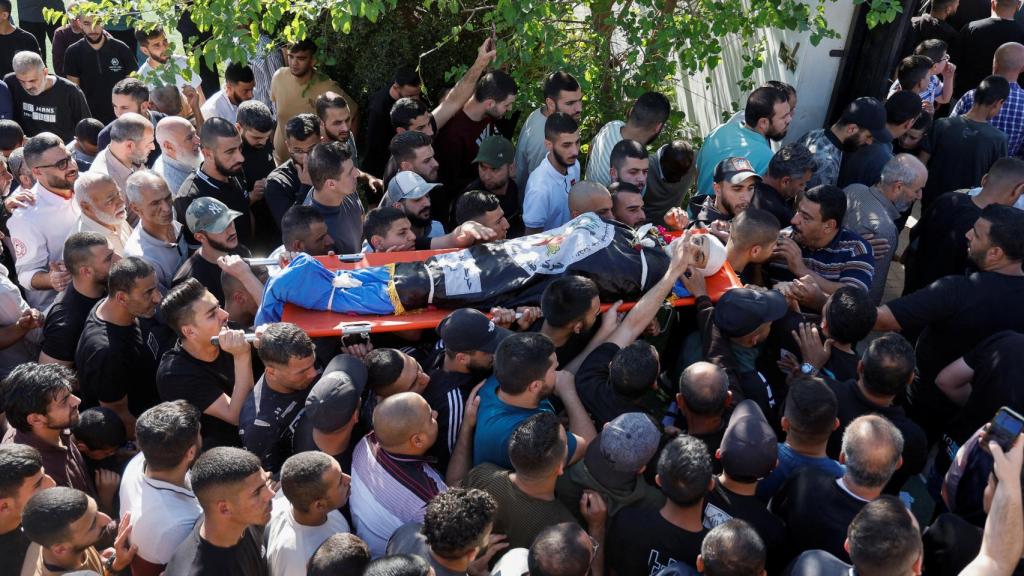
[
  {"x1": 586, "y1": 91, "x2": 671, "y2": 187},
  {"x1": 689, "y1": 157, "x2": 758, "y2": 227},
  {"x1": 88, "y1": 112, "x2": 154, "y2": 224},
  {"x1": 695, "y1": 86, "x2": 792, "y2": 195},
  {"x1": 454, "y1": 191, "x2": 511, "y2": 240},
  {"x1": 608, "y1": 434, "x2": 711, "y2": 575},
  {"x1": 63, "y1": 13, "x2": 136, "y2": 124},
  {"x1": 364, "y1": 66, "x2": 423, "y2": 178},
  {"x1": 72, "y1": 171, "x2": 132, "y2": 254},
  {"x1": 608, "y1": 139, "x2": 649, "y2": 191},
  {"x1": 265, "y1": 113, "x2": 318, "y2": 227},
  {"x1": 156, "y1": 278, "x2": 255, "y2": 450},
  {"x1": 38, "y1": 232, "x2": 112, "y2": 366},
  {"x1": 291, "y1": 354, "x2": 367, "y2": 473},
  {"x1": 163, "y1": 447, "x2": 273, "y2": 575},
  {"x1": 903, "y1": 0, "x2": 959, "y2": 54},
  {"x1": 696, "y1": 520, "x2": 768, "y2": 576},
  {"x1": 903, "y1": 157, "x2": 1024, "y2": 294},
  {"x1": 838, "y1": 91, "x2": 922, "y2": 188},
  {"x1": 0, "y1": 445, "x2": 54, "y2": 571},
  {"x1": 952, "y1": 42, "x2": 1024, "y2": 157},
  {"x1": 769, "y1": 184, "x2": 875, "y2": 297},
  {"x1": 267, "y1": 451, "x2": 351, "y2": 575},
  {"x1": 673, "y1": 362, "x2": 733, "y2": 466},
  {"x1": 9, "y1": 132, "x2": 81, "y2": 309},
  {"x1": 173, "y1": 196, "x2": 259, "y2": 307},
  {"x1": 771, "y1": 414, "x2": 904, "y2": 564},
  {"x1": 721, "y1": 208, "x2": 781, "y2": 284},
  {"x1": 315, "y1": 91, "x2": 358, "y2": 161},
  {"x1": 384, "y1": 170, "x2": 445, "y2": 242},
  {"x1": 523, "y1": 112, "x2": 580, "y2": 233},
  {"x1": 19, "y1": 486, "x2": 135, "y2": 574},
  {"x1": 303, "y1": 140, "x2": 363, "y2": 254},
  {"x1": 567, "y1": 180, "x2": 613, "y2": 221},
  {"x1": 151, "y1": 115, "x2": 200, "y2": 199},
  {"x1": 361, "y1": 207, "x2": 414, "y2": 253},
  {"x1": 843, "y1": 154, "x2": 927, "y2": 303},
  {"x1": 465, "y1": 134, "x2": 523, "y2": 237},
  {"x1": 5, "y1": 51, "x2": 90, "y2": 142},
  {"x1": 528, "y1": 275, "x2": 603, "y2": 370},
  {"x1": 797, "y1": 97, "x2": 888, "y2": 189},
  {"x1": 96, "y1": 78, "x2": 166, "y2": 163},
  {"x1": 350, "y1": 392, "x2": 447, "y2": 556},
  {"x1": 273, "y1": 204, "x2": 334, "y2": 259},
  {"x1": 135, "y1": 27, "x2": 204, "y2": 101},
  {"x1": 307, "y1": 534, "x2": 370, "y2": 575},
  {"x1": 201, "y1": 62, "x2": 254, "y2": 123},
  {"x1": 515, "y1": 71, "x2": 583, "y2": 188},
  {"x1": 387, "y1": 130, "x2": 438, "y2": 184},
  {"x1": 0, "y1": 0, "x2": 39, "y2": 79},
  {"x1": 124, "y1": 169, "x2": 188, "y2": 293},
  {"x1": 752, "y1": 142, "x2": 815, "y2": 226},
  {"x1": 955, "y1": 0, "x2": 1024, "y2": 101},
  {"x1": 270, "y1": 39, "x2": 357, "y2": 164},
  {"x1": 236, "y1": 100, "x2": 276, "y2": 205},
  {"x1": 646, "y1": 140, "x2": 696, "y2": 226},
  {"x1": 924, "y1": 75, "x2": 1009, "y2": 209},
  {"x1": 239, "y1": 322, "x2": 318, "y2": 474}
]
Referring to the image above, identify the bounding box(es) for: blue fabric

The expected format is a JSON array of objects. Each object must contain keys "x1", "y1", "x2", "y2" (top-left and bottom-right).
[
  {"x1": 255, "y1": 253, "x2": 395, "y2": 326},
  {"x1": 756, "y1": 442, "x2": 845, "y2": 502},
  {"x1": 472, "y1": 376, "x2": 577, "y2": 469},
  {"x1": 694, "y1": 119, "x2": 773, "y2": 196}
]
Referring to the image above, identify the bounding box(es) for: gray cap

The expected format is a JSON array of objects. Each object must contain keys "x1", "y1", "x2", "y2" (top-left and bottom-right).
[
  {"x1": 386, "y1": 170, "x2": 440, "y2": 204},
  {"x1": 304, "y1": 354, "x2": 367, "y2": 432},
  {"x1": 185, "y1": 196, "x2": 243, "y2": 235},
  {"x1": 584, "y1": 412, "x2": 661, "y2": 486}
]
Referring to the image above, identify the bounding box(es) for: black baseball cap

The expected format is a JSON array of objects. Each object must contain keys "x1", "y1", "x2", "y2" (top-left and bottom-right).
[
  {"x1": 304, "y1": 354, "x2": 367, "y2": 433},
  {"x1": 840, "y1": 97, "x2": 890, "y2": 141},
  {"x1": 719, "y1": 399, "x2": 778, "y2": 480},
  {"x1": 438, "y1": 308, "x2": 513, "y2": 354},
  {"x1": 713, "y1": 157, "x2": 761, "y2": 184},
  {"x1": 713, "y1": 288, "x2": 788, "y2": 338}
]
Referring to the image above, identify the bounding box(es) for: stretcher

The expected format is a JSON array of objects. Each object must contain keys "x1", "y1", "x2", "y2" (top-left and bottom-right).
[{"x1": 280, "y1": 248, "x2": 743, "y2": 337}]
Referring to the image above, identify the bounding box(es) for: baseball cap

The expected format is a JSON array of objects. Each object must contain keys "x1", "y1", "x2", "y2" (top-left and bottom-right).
[
  {"x1": 713, "y1": 157, "x2": 761, "y2": 185},
  {"x1": 719, "y1": 399, "x2": 778, "y2": 480},
  {"x1": 713, "y1": 287, "x2": 788, "y2": 338},
  {"x1": 437, "y1": 308, "x2": 512, "y2": 354},
  {"x1": 304, "y1": 354, "x2": 367, "y2": 433},
  {"x1": 386, "y1": 171, "x2": 440, "y2": 205},
  {"x1": 841, "y1": 97, "x2": 890, "y2": 141},
  {"x1": 185, "y1": 197, "x2": 243, "y2": 235},
  {"x1": 473, "y1": 135, "x2": 515, "y2": 167},
  {"x1": 584, "y1": 412, "x2": 661, "y2": 486}
]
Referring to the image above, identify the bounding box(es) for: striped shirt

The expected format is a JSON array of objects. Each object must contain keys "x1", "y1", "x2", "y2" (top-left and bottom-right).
[
  {"x1": 770, "y1": 228, "x2": 875, "y2": 292},
  {"x1": 951, "y1": 82, "x2": 1024, "y2": 157}
]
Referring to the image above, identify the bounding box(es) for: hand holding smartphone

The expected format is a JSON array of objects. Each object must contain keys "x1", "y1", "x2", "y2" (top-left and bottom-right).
[{"x1": 982, "y1": 407, "x2": 1024, "y2": 454}]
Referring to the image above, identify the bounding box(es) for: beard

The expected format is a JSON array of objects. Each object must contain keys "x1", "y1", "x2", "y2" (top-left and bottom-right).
[
  {"x1": 840, "y1": 134, "x2": 864, "y2": 153},
  {"x1": 207, "y1": 235, "x2": 237, "y2": 252},
  {"x1": 406, "y1": 210, "x2": 432, "y2": 229},
  {"x1": 767, "y1": 128, "x2": 788, "y2": 142},
  {"x1": 214, "y1": 156, "x2": 243, "y2": 177},
  {"x1": 552, "y1": 148, "x2": 577, "y2": 169},
  {"x1": 93, "y1": 207, "x2": 127, "y2": 226}
]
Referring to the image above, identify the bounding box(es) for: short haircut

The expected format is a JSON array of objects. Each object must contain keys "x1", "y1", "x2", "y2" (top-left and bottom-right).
[
  {"x1": 0, "y1": 0, "x2": 11, "y2": 14},
  {"x1": 861, "y1": 333, "x2": 916, "y2": 397},
  {"x1": 701, "y1": 519, "x2": 767, "y2": 576},
  {"x1": 74, "y1": 118, "x2": 103, "y2": 146},
  {"x1": 135, "y1": 400, "x2": 201, "y2": 471},
  {"x1": 1, "y1": 363, "x2": 75, "y2": 432},
  {"x1": 7, "y1": 147, "x2": 24, "y2": 177},
  {"x1": 389, "y1": 130, "x2": 432, "y2": 164},
  {"x1": 527, "y1": 523, "x2": 592, "y2": 576},
  {"x1": 879, "y1": 154, "x2": 924, "y2": 188},
  {"x1": 422, "y1": 488, "x2": 497, "y2": 558},
  {"x1": 149, "y1": 85, "x2": 183, "y2": 116},
  {"x1": 976, "y1": 75, "x2": 1011, "y2": 107},
  {"x1": 280, "y1": 451, "x2": 334, "y2": 513},
  {"x1": 984, "y1": 157, "x2": 1024, "y2": 190},
  {"x1": 911, "y1": 110, "x2": 933, "y2": 131},
  {"x1": 508, "y1": 413, "x2": 567, "y2": 477},
  {"x1": 11, "y1": 51, "x2": 44, "y2": 75},
  {"x1": 473, "y1": 69, "x2": 517, "y2": 103},
  {"x1": 308, "y1": 533, "x2": 371, "y2": 576},
  {"x1": 257, "y1": 322, "x2": 315, "y2": 366},
  {"x1": 281, "y1": 204, "x2": 326, "y2": 247},
  {"x1": 110, "y1": 112, "x2": 150, "y2": 143},
  {"x1": 285, "y1": 112, "x2": 321, "y2": 141},
  {"x1": 982, "y1": 202, "x2": 1024, "y2": 261},
  {"x1": 307, "y1": 141, "x2": 352, "y2": 190},
  {"x1": 824, "y1": 285, "x2": 877, "y2": 344},
  {"x1": 364, "y1": 348, "x2": 406, "y2": 394},
  {"x1": 914, "y1": 39, "x2": 947, "y2": 62},
  {"x1": 609, "y1": 139, "x2": 647, "y2": 173},
  {"x1": 236, "y1": 100, "x2": 275, "y2": 133},
  {"x1": 848, "y1": 495, "x2": 923, "y2": 575},
  {"x1": 224, "y1": 62, "x2": 254, "y2": 84},
  {"x1": 783, "y1": 375, "x2": 839, "y2": 438},
  {"x1": 71, "y1": 407, "x2": 126, "y2": 450},
  {"x1": 885, "y1": 91, "x2": 923, "y2": 125},
  {"x1": 609, "y1": 341, "x2": 659, "y2": 398},
  {"x1": 0, "y1": 119, "x2": 23, "y2": 150},
  {"x1": 363, "y1": 555, "x2": 431, "y2": 576},
  {"x1": 544, "y1": 112, "x2": 578, "y2": 142},
  {"x1": 363, "y1": 207, "x2": 409, "y2": 242},
  {"x1": 895, "y1": 55, "x2": 933, "y2": 90},
  {"x1": 159, "y1": 278, "x2": 207, "y2": 337},
  {"x1": 21, "y1": 487, "x2": 89, "y2": 547},
  {"x1": 494, "y1": 332, "x2": 557, "y2": 395},
  {"x1": 630, "y1": 91, "x2": 672, "y2": 129},
  {"x1": 108, "y1": 256, "x2": 154, "y2": 296},
  {"x1": 454, "y1": 190, "x2": 500, "y2": 226},
  {"x1": 730, "y1": 208, "x2": 781, "y2": 251},
  {"x1": 678, "y1": 362, "x2": 729, "y2": 415},
  {"x1": 390, "y1": 97, "x2": 430, "y2": 130},
  {"x1": 803, "y1": 184, "x2": 846, "y2": 226},
  {"x1": 392, "y1": 66, "x2": 420, "y2": 87},
  {"x1": 841, "y1": 415, "x2": 904, "y2": 489},
  {"x1": 660, "y1": 140, "x2": 695, "y2": 183},
  {"x1": 190, "y1": 446, "x2": 263, "y2": 508},
  {"x1": 23, "y1": 132, "x2": 65, "y2": 168},
  {"x1": 744, "y1": 85, "x2": 789, "y2": 128},
  {"x1": 540, "y1": 275, "x2": 598, "y2": 328},
  {"x1": 543, "y1": 71, "x2": 580, "y2": 101},
  {"x1": 63, "y1": 231, "x2": 108, "y2": 276},
  {"x1": 124, "y1": 169, "x2": 167, "y2": 205},
  {"x1": 765, "y1": 80, "x2": 797, "y2": 98},
  {"x1": 199, "y1": 117, "x2": 239, "y2": 149},
  {"x1": 288, "y1": 39, "x2": 317, "y2": 54},
  {"x1": 134, "y1": 26, "x2": 164, "y2": 45},
  {"x1": 767, "y1": 142, "x2": 815, "y2": 180},
  {"x1": 112, "y1": 77, "x2": 149, "y2": 104},
  {"x1": 314, "y1": 92, "x2": 349, "y2": 121},
  {"x1": 657, "y1": 434, "x2": 713, "y2": 507},
  {"x1": 0, "y1": 444, "x2": 42, "y2": 499}
]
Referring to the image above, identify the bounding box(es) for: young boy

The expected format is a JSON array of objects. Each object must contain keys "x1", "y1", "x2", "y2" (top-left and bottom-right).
[
  {"x1": 71, "y1": 407, "x2": 130, "y2": 473},
  {"x1": 362, "y1": 207, "x2": 416, "y2": 253},
  {"x1": 889, "y1": 40, "x2": 955, "y2": 111},
  {"x1": 67, "y1": 118, "x2": 104, "y2": 172}
]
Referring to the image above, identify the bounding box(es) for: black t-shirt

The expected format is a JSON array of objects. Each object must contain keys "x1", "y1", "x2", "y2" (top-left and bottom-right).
[
  {"x1": 837, "y1": 140, "x2": 892, "y2": 188},
  {"x1": 63, "y1": 36, "x2": 137, "y2": 124},
  {"x1": 241, "y1": 140, "x2": 276, "y2": 191},
  {"x1": 528, "y1": 318, "x2": 597, "y2": 370},
  {"x1": 264, "y1": 159, "x2": 311, "y2": 228},
  {"x1": 607, "y1": 505, "x2": 706, "y2": 576},
  {"x1": 40, "y1": 285, "x2": 102, "y2": 362},
  {"x1": 769, "y1": 467, "x2": 867, "y2": 564},
  {"x1": 923, "y1": 117, "x2": 1006, "y2": 207},
  {"x1": 788, "y1": 550, "x2": 853, "y2": 576},
  {"x1": 824, "y1": 348, "x2": 859, "y2": 383},
  {"x1": 956, "y1": 18, "x2": 1024, "y2": 99},
  {"x1": 157, "y1": 343, "x2": 244, "y2": 450},
  {"x1": 463, "y1": 177, "x2": 525, "y2": 238},
  {"x1": 921, "y1": 512, "x2": 1024, "y2": 576},
  {"x1": 575, "y1": 342, "x2": 643, "y2": 428},
  {"x1": 174, "y1": 169, "x2": 253, "y2": 247},
  {"x1": 242, "y1": 140, "x2": 279, "y2": 254},
  {"x1": 291, "y1": 411, "x2": 355, "y2": 473},
  {"x1": 0, "y1": 525, "x2": 30, "y2": 574},
  {"x1": 4, "y1": 72, "x2": 90, "y2": 142},
  {"x1": 163, "y1": 519, "x2": 267, "y2": 576},
  {"x1": 948, "y1": 331, "x2": 1024, "y2": 445},
  {"x1": 903, "y1": 191, "x2": 980, "y2": 295},
  {"x1": 703, "y1": 483, "x2": 786, "y2": 569},
  {"x1": 751, "y1": 181, "x2": 794, "y2": 227},
  {"x1": 172, "y1": 245, "x2": 252, "y2": 305},
  {"x1": 238, "y1": 376, "x2": 309, "y2": 475},
  {"x1": 0, "y1": 28, "x2": 39, "y2": 78},
  {"x1": 363, "y1": 85, "x2": 397, "y2": 178},
  {"x1": 422, "y1": 368, "x2": 477, "y2": 472},
  {"x1": 74, "y1": 306, "x2": 161, "y2": 416}
]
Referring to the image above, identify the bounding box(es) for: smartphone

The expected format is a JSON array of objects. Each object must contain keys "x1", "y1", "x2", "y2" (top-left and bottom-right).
[{"x1": 983, "y1": 407, "x2": 1024, "y2": 453}]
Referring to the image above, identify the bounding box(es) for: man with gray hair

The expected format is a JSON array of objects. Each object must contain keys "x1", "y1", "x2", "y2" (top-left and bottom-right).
[
  {"x1": 72, "y1": 172, "x2": 132, "y2": 254},
  {"x1": 771, "y1": 414, "x2": 904, "y2": 565},
  {"x1": 124, "y1": 169, "x2": 187, "y2": 292},
  {"x1": 5, "y1": 50, "x2": 90, "y2": 142},
  {"x1": 89, "y1": 112, "x2": 155, "y2": 224},
  {"x1": 152, "y1": 115, "x2": 200, "y2": 199},
  {"x1": 843, "y1": 153, "x2": 928, "y2": 303}
]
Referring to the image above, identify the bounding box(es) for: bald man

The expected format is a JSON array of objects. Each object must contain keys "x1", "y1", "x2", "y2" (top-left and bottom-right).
[
  {"x1": 675, "y1": 361, "x2": 732, "y2": 464},
  {"x1": 152, "y1": 115, "x2": 202, "y2": 197},
  {"x1": 349, "y1": 392, "x2": 446, "y2": 556},
  {"x1": 952, "y1": 42, "x2": 1024, "y2": 156},
  {"x1": 725, "y1": 208, "x2": 781, "y2": 281},
  {"x1": 568, "y1": 181, "x2": 613, "y2": 220},
  {"x1": 72, "y1": 172, "x2": 132, "y2": 254}
]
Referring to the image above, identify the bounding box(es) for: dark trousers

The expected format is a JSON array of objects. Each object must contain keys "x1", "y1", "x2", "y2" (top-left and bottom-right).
[{"x1": 20, "y1": 20, "x2": 57, "y2": 57}]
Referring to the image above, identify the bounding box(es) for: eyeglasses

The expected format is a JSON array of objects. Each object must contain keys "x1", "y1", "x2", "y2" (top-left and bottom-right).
[{"x1": 35, "y1": 153, "x2": 74, "y2": 170}]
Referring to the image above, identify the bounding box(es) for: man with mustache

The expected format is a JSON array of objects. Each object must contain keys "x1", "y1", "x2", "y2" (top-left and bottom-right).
[
  {"x1": 88, "y1": 112, "x2": 155, "y2": 226},
  {"x1": 152, "y1": 115, "x2": 201, "y2": 202},
  {"x1": 72, "y1": 171, "x2": 132, "y2": 255},
  {"x1": 62, "y1": 13, "x2": 136, "y2": 124},
  {"x1": 6, "y1": 50, "x2": 90, "y2": 143},
  {"x1": 797, "y1": 97, "x2": 889, "y2": 189},
  {"x1": 173, "y1": 197, "x2": 258, "y2": 307},
  {"x1": 523, "y1": 112, "x2": 581, "y2": 234},
  {"x1": 689, "y1": 157, "x2": 758, "y2": 228}
]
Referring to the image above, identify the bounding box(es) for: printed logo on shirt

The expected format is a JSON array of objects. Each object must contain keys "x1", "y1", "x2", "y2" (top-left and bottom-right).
[
  {"x1": 146, "y1": 332, "x2": 159, "y2": 359},
  {"x1": 702, "y1": 502, "x2": 733, "y2": 530},
  {"x1": 109, "y1": 58, "x2": 124, "y2": 73},
  {"x1": 22, "y1": 102, "x2": 56, "y2": 124},
  {"x1": 12, "y1": 238, "x2": 26, "y2": 259},
  {"x1": 647, "y1": 550, "x2": 697, "y2": 576}
]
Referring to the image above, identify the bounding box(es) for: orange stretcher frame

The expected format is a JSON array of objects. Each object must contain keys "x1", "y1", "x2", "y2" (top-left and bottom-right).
[{"x1": 280, "y1": 247, "x2": 743, "y2": 337}]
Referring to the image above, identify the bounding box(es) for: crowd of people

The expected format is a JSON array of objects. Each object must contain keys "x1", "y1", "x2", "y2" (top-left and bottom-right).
[{"x1": 0, "y1": 0, "x2": 1022, "y2": 574}]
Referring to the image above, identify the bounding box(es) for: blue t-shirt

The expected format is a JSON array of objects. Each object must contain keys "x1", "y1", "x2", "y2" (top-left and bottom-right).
[
  {"x1": 756, "y1": 442, "x2": 845, "y2": 502},
  {"x1": 472, "y1": 377, "x2": 578, "y2": 469},
  {"x1": 694, "y1": 118, "x2": 773, "y2": 196}
]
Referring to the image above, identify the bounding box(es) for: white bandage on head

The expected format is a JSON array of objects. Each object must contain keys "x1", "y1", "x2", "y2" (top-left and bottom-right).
[{"x1": 665, "y1": 233, "x2": 728, "y2": 277}]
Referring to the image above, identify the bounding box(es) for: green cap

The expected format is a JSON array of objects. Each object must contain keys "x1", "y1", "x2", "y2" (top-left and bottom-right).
[
  {"x1": 185, "y1": 197, "x2": 243, "y2": 235},
  {"x1": 473, "y1": 135, "x2": 515, "y2": 167}
]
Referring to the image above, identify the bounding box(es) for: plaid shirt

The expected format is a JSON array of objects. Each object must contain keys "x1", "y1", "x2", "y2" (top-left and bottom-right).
[{"x1": 952, "y1": 83, "x2": 1024, "y2": 157}]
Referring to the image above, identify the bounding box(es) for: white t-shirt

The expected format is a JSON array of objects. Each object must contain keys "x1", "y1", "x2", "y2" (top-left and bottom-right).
[
  {"x1": 0, "y1": 262, "x2": 39, "y2": 377},
  {"x1": 523, "y1": 156, "x2": 580, "y2": 231},
  {"x1": 201, "y1": 89, "x2": 239, "y2": 123},
  {"x1": 267, "y1": 491, "x2": 351, "y2": 576},
  {"x1": 118, "y1": 452, "x2": 202, "y2": 565},
  {"x1": 138, "y1": 55, "x2": 203, "y2": 91}
]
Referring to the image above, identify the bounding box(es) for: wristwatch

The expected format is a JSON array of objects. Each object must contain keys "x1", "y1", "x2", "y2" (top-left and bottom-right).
[{"x1": 800, "y1": 362, "x2": 819, "y2": 376}]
